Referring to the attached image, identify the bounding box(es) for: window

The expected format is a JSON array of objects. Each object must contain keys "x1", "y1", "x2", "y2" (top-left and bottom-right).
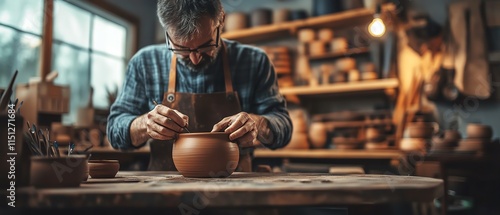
[{"x1": 0, "y1": 0, "x2": 133, "y2": 125}]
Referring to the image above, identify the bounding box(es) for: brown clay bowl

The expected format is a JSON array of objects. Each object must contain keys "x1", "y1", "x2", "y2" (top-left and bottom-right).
[
  {"x1": 173, "y1": 132, "x2": 239, "y2": 178},
  {"x1": 405, "y1": 122, "x2": 437, "y2": 138},
  {"x1": 284, "y1": 132, "x2": 310, "y2": 149},
  {"x1": 466, "y1": 123, "x2": 493, "y2": 139},
  {"x1": 30, "y1": 155, "x2": 87, "y2": 188},
  {"x1": 88, "y1": 160, "x2": 120, "y2": 178}
]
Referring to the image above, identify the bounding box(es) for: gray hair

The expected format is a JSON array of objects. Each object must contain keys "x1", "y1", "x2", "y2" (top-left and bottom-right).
[{"x1": 157, "y1": 0, "x2": 223, "y2": 43}]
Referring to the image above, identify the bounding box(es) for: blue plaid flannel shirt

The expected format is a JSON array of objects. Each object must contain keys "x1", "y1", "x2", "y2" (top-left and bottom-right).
[{"x1": 107, "y1": 39, "x2": 292, "y2": 150}]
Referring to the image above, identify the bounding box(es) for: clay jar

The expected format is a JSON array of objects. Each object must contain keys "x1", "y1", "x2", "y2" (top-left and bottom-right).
[
  {"x1": 173, "y1": 132, "x2": 239, "y2": 178},
  {"x1": 406, "y1": 122, "x2": 438, "y2": 139},
  {"x1": 225, "y1": 12, "x2": 247, "y2": 32},
  {"x1": 88, "y1": 160, "x2": 120, "y2": 178},
  {"x1": 309, "y1": 122, "x2": 327, "y2": 148},
  {"x1": 30, "y1": 155, "x2": 87, "y2": 188},
  {"x1": 466, "y1": 123, "x2": 493, "y2": 139}
]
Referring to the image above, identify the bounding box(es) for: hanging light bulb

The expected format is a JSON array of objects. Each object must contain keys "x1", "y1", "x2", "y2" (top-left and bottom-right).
[
  {"x1": 368, "y1": 15, "x2": 386, "y2": 37},
  {"x1": 368, "y1": 4, "x2": 386, "y2": 37}
]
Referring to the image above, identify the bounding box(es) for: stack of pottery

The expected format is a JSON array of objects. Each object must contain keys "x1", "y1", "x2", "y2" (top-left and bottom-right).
[
  {"x1": 400, "y1": 122, "x2": 438, "y2": 152},
  {"x1": 365, "y1": 126, "x2": 388, "y2": 150},
  {"x1": 261, "y1": 46, "x2": 291, "y2": 75},
  {"x1": 456, "y1": 123, "x2": 493, "y2": 154},
  {"x1": 430, "y1": 130, "x2": 461, "y2": 153}
]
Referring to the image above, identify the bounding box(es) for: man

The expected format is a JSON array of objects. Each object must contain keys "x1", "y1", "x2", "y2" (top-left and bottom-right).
[{"x1": 107, "y1": 0, "x2": 292, "y2": 172}]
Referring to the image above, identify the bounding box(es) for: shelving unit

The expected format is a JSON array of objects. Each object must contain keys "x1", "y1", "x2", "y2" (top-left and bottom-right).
[
  {"x1": 222, "y1": 7, "x2": 374, "y2": 43},
  {"x1": 279, "y1": 78, "x2": 399, "y2": 96},
  {"x1": 308, "y1": 47, "x2": 370, "y2": 61}
]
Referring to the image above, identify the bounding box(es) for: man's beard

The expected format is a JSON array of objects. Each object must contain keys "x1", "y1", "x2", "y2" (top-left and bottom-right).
[{"x1": 178, "y1": 47, "x2": 221, "y2": 71}]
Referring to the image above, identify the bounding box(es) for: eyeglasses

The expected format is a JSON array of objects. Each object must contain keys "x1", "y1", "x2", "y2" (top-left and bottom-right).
[{"x1": 165, "y1": 25, "x2": 220, "y2": 56}]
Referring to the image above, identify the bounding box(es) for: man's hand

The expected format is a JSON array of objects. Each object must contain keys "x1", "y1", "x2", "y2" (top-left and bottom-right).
[
  {"x1": 211, "y1": 112, "x2": 273, "y2": 148},
  {"x1": 146, "y1": 105, "x2": 189, "y2": 140}
]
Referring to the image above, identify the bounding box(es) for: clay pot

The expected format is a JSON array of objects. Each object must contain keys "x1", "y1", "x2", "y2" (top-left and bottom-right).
[
  {"x1": 225, "y1": 12, "x2": 247, "y2": 32},
  {"x1": 365, "y1": 141, "x2": 389, "y2": 150},
  {"x1": 290, "y1": 108, "x2": 309, "y2": 133},
  {"x1": 405, "y1": 122, "x2": 438, "y2": 138},
  {"x1": 30, "y1": 155, "x2": 87, "y2": 188},
  {"x1": 466, "y1": 123, "x2": 493, "y2": 139},
  {"x1": 348, "y1": 69, "x2": 360, "y2": 82},
  {"x1": 251, "y1": 8, "x2": 272, "y2": 27},
  {"x1": 335, "y1": 57, "x2": 356, "y2": 72},
  {"x1": 443, "y1": 130, "x2": 462, "y2": 142},
  {"x1": 365, "y1": 127, "x2": 384, "y2": 141},
  {"x1": 309, "y1": 41, "x2": 326, "y2": 56},
  {"x1": 298, "y1": 28, "x2": 316, "y2": 43},
  {"x1": 173, "y1": 132, "x2": 239, "y2": 178},
  {"x1": 272, "y1": 8, "x2": 290, "y2": 24},
  {"x1": 309, "y1": 122, "x2": 327, "y2": 148},
  {"x1": 88, "y1": 160, "x2": 120, "y2": 178},
  {"x1": 318, "y1": 28, "x2": 334, "y2": 42}
]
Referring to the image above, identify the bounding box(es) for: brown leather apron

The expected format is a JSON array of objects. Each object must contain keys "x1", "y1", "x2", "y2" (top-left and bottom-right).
[{"x1": 147, "y1": 42, "x2": 252, "y2": 172}]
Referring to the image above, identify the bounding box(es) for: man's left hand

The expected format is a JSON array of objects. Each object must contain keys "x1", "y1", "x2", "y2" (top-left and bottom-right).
[{"x1": 211, "y1": 112, "x2": 260, "y2": 148}]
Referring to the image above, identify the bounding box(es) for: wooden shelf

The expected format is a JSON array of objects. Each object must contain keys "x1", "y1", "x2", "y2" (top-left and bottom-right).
[
  {"x1": 254, "y1": 149, "x2": 405, "y2": 160},
  {"x1": 222, "y1": 8, "x2": 374, "y2": 43},
  {"x1": 309, "y1": 47, "x2": 370, "y2": 61},
  {"x1": 279, "y1": 78, "x2": 399, "y2": 96}
]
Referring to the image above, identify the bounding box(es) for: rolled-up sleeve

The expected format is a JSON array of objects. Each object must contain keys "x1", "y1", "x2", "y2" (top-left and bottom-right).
[
  {"x1": 107, "y1": 56, "x2": 149, "y2": 150},
  {"x1": 252, "y1": 53, "x2": 293, "y2": 150}
]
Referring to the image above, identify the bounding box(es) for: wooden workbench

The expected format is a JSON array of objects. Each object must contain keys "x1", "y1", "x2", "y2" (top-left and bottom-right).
[{"x1": 15, "y1": 171, "x2": 443, "y2": 215}]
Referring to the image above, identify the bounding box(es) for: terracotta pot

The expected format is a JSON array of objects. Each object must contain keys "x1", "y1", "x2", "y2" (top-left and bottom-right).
[
  {"x1": 365, "y1": 141, "x2": 389, "y2": 150},
  {"x1": 298, "y1": 28, "x2": 316, "y2": 43},
  {"x1": 335, "y1": 57, "x2": 356, "y2": 72},
  {"x1": 30, "y1": 155, "x2": 87, "y2": 188},
  {"x1": 309, "y1": 41, "x2": 326, "y2": 56},
  {"x1": 173, "y1": 132, "x2": 239, "y2": 178},
  {"x1": 330, "y1": 37, "x2": 349, "y2": 52},
  {"x1": 285, "y1": 133, "x2": 310, "y2": 149},
  {"x1": 466, "y1": 123, "x2": 493, "y2": 139},
  {"x1": 309, "y1": 122, "x2": 327, "y2": 148},
  {"x1": 88, "y1": 160, "x2": 120, "y2": 178},
  {"x1": 290, "y1": 108, "x2": 309, "y2": 133},
  {"x1": 225, "y1": 12, "x2": 248, "y2": 32},
  {"x1": 443, "y1": 130, "x2": 462, "y2": 142},
  {"x1": 365, "y1": 127, "x2": 384, "y2": 141},
  {"x1": 251, "y1": 8, "x2": 272, "y2": 27},
  {"x1": 405, "y1": 122, "x2": 438, "y2": 138},
  {"x1": 318, "y1": 28, "x2": 334, "y2": 42},
  {"x1": 272, "y1": 8, "x2": 289, "y2": 24}
]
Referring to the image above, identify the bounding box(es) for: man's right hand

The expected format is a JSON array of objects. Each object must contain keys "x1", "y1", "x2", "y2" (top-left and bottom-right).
[{"x1": 146, "y1": 105, "x2": 189, "y2": 140}]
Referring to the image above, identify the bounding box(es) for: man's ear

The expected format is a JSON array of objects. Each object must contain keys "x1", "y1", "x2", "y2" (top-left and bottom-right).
[{"x1": 220, "y1": 12, "x2": 225, "y2": 30}]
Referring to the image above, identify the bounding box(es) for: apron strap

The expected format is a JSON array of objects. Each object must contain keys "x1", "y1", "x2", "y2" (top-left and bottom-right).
[{"x1": 167, "y1": 41, "x2": 234, "y2": 96}]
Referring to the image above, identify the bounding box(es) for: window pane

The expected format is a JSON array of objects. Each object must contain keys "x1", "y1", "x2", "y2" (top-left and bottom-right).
[
  {"x1": 52, "y1": 43, "x2": 90, "y2": 125},
  {"x1": 0, "y1": 0, "x2": 44, "y2": 34},
  {"x1": 0, "y1": 26, "x2": 40, "y2": 92},
  {"x1": 91, "y1": 54, "x2": 125, "y2": 109},
  {"x1": 53, "y1": 0, "x2": 91, "y2": 48},
  {"x1": 92, "y1": 16, "x2": 126, "y2": 58}
]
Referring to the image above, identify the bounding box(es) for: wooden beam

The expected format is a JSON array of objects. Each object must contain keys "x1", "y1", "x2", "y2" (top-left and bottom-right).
[{"x1": 39, "y1": 0, "x2": 54, "y2": 80}]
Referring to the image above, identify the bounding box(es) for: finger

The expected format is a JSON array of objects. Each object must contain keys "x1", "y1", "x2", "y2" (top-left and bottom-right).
[
  {"x1": 173, "y1": 109, "x2": 189, "y2": 126},
  {"x1": 224, "y1": 113, "x2": 249, "y2": 133},
  {"x1": 211, "y1": 117, "x2": 231, "y2": 132},
  {"x1": 148, "y1": 120, "x2": 178, "y2": 138},
  {"x1": 155, "y1": 106, "x2": 187, "y2": 127},
  {"x1": 235, "y1": 131, "x2": 256, "y2": 148},
  {"x1": 229, "y1": 120, "x2": 255, "y2": 141},
  {"x1": 149, "y1": 111, "x2": 183, "y2": 132},
  {"x1": 148, "y1": 130, "x2": 172, "y2": 140}
]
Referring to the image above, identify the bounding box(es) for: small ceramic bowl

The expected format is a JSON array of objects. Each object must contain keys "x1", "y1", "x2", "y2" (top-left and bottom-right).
[
  {"x1": 30, "y1": 155, "x2": 87, "y2": 188},
  {"x1": 88, "y1": 160, "x2": 120, "y2": 178}
]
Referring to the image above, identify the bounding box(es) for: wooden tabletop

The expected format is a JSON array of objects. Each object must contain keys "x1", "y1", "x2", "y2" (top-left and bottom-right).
[
  {"x1": 18, "y1": 171, "x2": 443, "y2": 209},
  {"x1": 254, "y1": 149, "x2": 406, "y2": 160}
]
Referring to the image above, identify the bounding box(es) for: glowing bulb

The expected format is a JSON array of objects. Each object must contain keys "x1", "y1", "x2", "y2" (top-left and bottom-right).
[{"x1": 368, "y1": 17, "x2": 386, "y2": 37}]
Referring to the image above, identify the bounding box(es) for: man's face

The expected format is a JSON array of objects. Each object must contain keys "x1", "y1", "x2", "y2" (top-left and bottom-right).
[{"x1": 167, "y1": 18, "x2": 221, "y2": 70}]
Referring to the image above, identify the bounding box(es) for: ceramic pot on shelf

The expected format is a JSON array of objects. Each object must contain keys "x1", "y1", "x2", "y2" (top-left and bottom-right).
[{"x1": 309, "y1": 122, "x2": 328, "y2": 149}]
